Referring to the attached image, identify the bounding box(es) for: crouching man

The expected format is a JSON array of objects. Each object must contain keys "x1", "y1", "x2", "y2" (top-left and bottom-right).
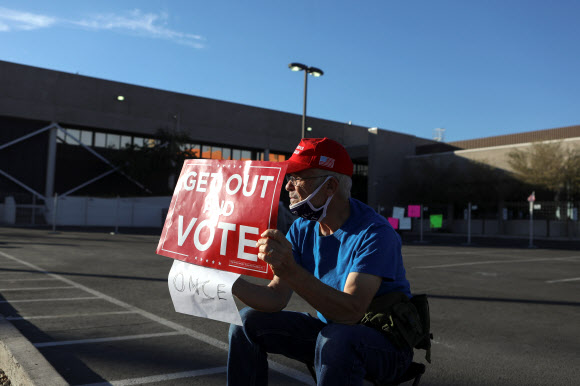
[{"x1": 228, "y1": 137, "x2": 414, "y2": 385}]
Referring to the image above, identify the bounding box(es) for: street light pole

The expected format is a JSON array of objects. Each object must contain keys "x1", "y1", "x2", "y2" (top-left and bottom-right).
[
  {"x1": 288, "y1": 63, "x2": 324, "y2": 139},
  {"x1": 302, "y1": 69, "x2": 308, "y2": 139}
]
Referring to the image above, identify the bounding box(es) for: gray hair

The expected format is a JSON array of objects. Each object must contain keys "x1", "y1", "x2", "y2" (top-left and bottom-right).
[{"x1": 313, "y1": 169, "x2": 352, "y2": 199}]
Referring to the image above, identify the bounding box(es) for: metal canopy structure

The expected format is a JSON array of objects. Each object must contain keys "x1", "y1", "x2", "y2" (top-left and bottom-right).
[{"x1": 0, "y1": 122, "x2": 150, "y2": 203}]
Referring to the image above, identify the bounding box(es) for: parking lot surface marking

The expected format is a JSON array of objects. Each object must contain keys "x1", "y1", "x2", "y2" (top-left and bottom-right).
[
  {"x1": 0, "y1": 248, "x2": 315, "y2": 384},
  {"x1": 0, "y1": 286, "x2": 75, "y2": 291},
  {"x1": 545, "y1": 277, "x2": 580, "y2": 284},
  {"x1": 0, "y1": 296, "x2": 99, "y2": 303},
  {"x1": 413, "y1": 255, "x2": 580, "y2": 269},
  {"x1": 5, "y1": 311, "x2": 137, "y2": 321},
  {"x1": 33, "y1": 332, "x2": 183, "y2": 348},
  {"x1": 78, "y1": 367, "x2": 228, "y2": 386}
]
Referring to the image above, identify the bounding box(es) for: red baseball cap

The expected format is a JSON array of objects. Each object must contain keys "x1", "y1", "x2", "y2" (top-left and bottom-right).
[{"x1": 284, "y1": 137, "x2": 353, "y2": 177}]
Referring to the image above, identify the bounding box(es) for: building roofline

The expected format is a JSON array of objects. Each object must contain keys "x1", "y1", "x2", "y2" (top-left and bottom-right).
[{"x1": 448, "y1": 125, "x2": 580, "y2": 149}]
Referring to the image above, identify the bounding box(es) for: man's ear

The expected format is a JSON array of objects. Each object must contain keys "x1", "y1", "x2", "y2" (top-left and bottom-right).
[{"x1": 325, "y1": 177, "x2": 339, "y2": 196}]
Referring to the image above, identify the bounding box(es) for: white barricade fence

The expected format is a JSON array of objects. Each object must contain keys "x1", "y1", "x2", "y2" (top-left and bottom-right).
[{"x1": 44, "y1": 196, "x2": 172, "y2": 228}]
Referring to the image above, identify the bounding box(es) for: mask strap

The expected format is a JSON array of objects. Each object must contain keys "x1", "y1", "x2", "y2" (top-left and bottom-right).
[
  {"x1": 304, "y1": 176, "x2": 334, "y2": 207},
  {"x1": 316, "y1": 193, "x2": 334, "y2": 222},
  {"x1": 289, "y1": 176, "x2": 334, "y2": 210}
]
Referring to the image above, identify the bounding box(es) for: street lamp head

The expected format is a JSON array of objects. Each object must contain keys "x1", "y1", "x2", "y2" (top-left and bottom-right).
[
  {"x1": 288, "y1": 62, "x2": 307, "y2": 72},
  {"x1": 288, "y1": 62, "x2": 324, "y2": 140},
  {"x1": 308, "y1": 67, "x2": 324, "y2": 77}
]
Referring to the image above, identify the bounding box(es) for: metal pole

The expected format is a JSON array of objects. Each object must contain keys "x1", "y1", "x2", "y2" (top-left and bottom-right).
[
  {"x1": 467, "y1": 202, "x2": 472, "y2": 244},
  {"x1": 420, "y1": 204, "x2": 423, "y2": 243},
  {"x1": 529, "y1": 201, "x2": 534, "y2": 248},
  {"x1": 31, "y1": 194, "x2": 36, "y2": 225},
  {"x1": 114, "y1": 196, "x2": 120, "y2": 234},
  {"x1": 302, "y1": 70, "x2": 308, "y2": 139},
  {"x1": 52, "y1": 193, "x2": 58, "y2": 233},
  {"x1": 45, "y1": 125, "x2": 57, "y2": 200}
]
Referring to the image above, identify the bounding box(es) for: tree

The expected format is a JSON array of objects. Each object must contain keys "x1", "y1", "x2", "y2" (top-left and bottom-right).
[
  {"x1": 507, "y1": 141, "x2": 580, "y2": 201},
  {"x1": 112, "y1": 129, "x2": 199, "y2": 195}
]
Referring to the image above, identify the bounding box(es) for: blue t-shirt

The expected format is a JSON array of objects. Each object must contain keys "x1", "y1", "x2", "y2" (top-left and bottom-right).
[{"x1": 286, "y1": 198, "x2": 412, "y2": 323}]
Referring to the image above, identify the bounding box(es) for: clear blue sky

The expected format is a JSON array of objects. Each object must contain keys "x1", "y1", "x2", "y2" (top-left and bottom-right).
[{"x1": 1, "y1": 1, "x2": 579, "y2": 142}]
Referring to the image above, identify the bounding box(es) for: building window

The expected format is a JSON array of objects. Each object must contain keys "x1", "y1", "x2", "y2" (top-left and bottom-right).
[
  {"x1": 94, "y1": 132, "x2": 106, "y2": 147},
  {"x1": 64, "y1": 129, "x2": 80, "y2": 144},
  {"x1": 120, "y1": 135, "x2": 132, "y2": 148},
  {"x1": 106, "y1": 134, "x2": 120, "y2": 149},
  {"x1": 189, "y1": 144, "x2": 201, "y2": 157},
  {"x1": 270, "y1": 153, "x2": 286, "y2": 162},
  {"x1": 353, "y1": 163, "x2": 368, "y2": 176},
  {"x1": 211, "y1": 147, "x2": 223, "y2": 159},
  {"x1": 202, "y1": 145, "x2": 211, "y2": 158},
  {"x1": 80, "y1": 130, "x2": 93, "y2": 146}
]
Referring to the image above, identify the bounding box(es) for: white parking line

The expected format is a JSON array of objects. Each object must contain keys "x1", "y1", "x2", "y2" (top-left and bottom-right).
[
  {"x1": 0, "y1": 286, "x2": 75, "y2": 291},
  {"x1": 0, "y1": 277, "x2": 58, "y2": 282},
  {"x1": 6, "y1": 311, "x2": 137, "y2": 320},
  {"x1": 0, "y1": 296, "x2": 99, "y2": 303},
  {"x1": 79, "y1": 367, "x2": 227, "y2": 386},
  {"x1": 34, "y1": 332, "x2": 183, "y2": 348},
  {"x1": 413, "y1": 256, "x2": 580, "y2": 269},
  {"x1": 545, "y1": 277, "x2": 580, "y2": 284},
  {"x1": 0, "y1": 250, "x2": 313, "y2": 384}
]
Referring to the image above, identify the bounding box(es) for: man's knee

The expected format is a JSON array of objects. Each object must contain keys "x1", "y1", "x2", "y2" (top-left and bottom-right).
[
  {"x1": 229, "y1": 307, "x2": 254, "y2": 341},
  {"x1": 316, "y1": 324, "x2": 360, "y2": 357},
  {"x1": 230, "y1": 307, "x2": 270, "y2": 343}
]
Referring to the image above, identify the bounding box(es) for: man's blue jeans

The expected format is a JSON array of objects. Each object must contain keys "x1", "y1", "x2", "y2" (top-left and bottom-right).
[{"x1": 227, "y1": 307, "x2": 413, "y2": 385}]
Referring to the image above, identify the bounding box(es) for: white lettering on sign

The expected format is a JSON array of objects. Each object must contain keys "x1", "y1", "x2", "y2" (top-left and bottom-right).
[
  {"x1": 177, "y1": 215, "x2": 258, "y2": 260},
  {"x1": 197, "y1": 172, "x2": 210, "y2": 192},
  {"x1": 218, "y1": 222, "x2": 236, "y2": 255},
  {"x1": 226, "y1": 174, "x2": 242, "y2": 195},
  {"x1": 202, "y1": 196, "x2": 235, "y2": 216},
  {"x1": 260, "y1": 176, "x2": 274, "y2": 198},
  {"x1": 183, "y1": 172, "x2": 197, "y2": 191},
  {"x1": 178, "y1": 216, "x2": 197, "y2": 246},
  {"x1": 184, "y1": 171, "x2": 274, "y2": 198},
  {"x1": 242, "y1": 174, "x2": 258, "y2": 196},
  {"x1": 193, "y1": 219, "x2": 216, "y2": 251},
  {"x1": 238, "y1": 225, "x2": 259, "y2": 261}
]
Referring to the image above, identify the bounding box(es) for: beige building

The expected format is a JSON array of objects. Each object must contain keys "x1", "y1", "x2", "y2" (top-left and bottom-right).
[{"x1": 429, "y1": 125, "x2": 580, "y2": 171}]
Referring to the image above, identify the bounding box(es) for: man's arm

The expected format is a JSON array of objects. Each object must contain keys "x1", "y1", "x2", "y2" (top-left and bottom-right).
[
  {"x1": 257, "y1": 229, "x2": 381, "y2": 324},
  {"x1": 232, "y1": 274, "x2": 293, "y2": 313}
]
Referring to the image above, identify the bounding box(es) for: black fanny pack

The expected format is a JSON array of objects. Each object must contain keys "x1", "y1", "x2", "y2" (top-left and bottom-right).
[{"x1": 359, "y1": 292, "x2": 432, "y2": 363}]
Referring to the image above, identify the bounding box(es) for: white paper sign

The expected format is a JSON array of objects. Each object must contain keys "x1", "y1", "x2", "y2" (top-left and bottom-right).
[
  {"x1": 392, "y1": 206, "x2": 405, "y2": 219},
  {"x1": 399, "y1": 217, "x2": 412, "y2": 230},
  {"x1": 168, "y1": 260, "x2": 242, "y2": 325}
]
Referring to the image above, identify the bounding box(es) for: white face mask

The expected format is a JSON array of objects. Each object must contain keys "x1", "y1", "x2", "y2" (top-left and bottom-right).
[{"x1": 289, "y1": 176, "x2": 334, "y2": 222}]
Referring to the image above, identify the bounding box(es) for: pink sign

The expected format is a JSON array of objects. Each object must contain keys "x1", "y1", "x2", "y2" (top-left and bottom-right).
[
  {"x1": 387, "y1": 217, "x2": 399, "y2": 229},
  {"x1": 156, "y1": 160, "x2": 287, "y2": 280},
  {"x1": 408, "y1": 205, "x2": 421, "y2": 218}
]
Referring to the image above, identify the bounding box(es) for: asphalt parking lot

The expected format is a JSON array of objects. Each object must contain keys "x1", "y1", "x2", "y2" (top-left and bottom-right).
[{"x1": 1, "y1": 227, "x2": 578, "y2": 385}]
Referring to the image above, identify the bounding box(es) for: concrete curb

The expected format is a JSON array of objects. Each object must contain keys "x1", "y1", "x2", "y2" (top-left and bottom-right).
[{"x1": 0, "y1": 316, "x2": 67, "y2": 386}]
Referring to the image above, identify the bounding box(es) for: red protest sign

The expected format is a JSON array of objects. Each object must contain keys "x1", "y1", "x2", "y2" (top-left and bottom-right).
[{"x1": 156, "y1": 160, "x2": 287, "y2": 280}]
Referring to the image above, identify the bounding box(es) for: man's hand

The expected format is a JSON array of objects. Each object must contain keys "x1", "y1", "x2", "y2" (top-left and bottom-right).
[{"x1": 256, "y1": 229, "x2": 298, "y2": 279}]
